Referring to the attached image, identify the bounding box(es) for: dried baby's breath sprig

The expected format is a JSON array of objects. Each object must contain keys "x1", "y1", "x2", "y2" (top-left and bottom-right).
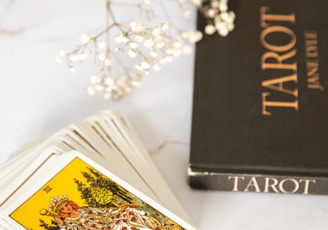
[
  {"x1": 55, "y1": 33, "x2": 108, "y2": 75},
  {"x1": 56, "y1": 0, "x2": 233, "y2": 100},
  {"x1": 115, "y1": 20, "x2": 202, "y2": 74},
  {"x1": 56, "y1": 1, "x2": 152, "y2": 100},
  {"x1": 188, "y1": 0, "x2": 235, "y2": 37}
]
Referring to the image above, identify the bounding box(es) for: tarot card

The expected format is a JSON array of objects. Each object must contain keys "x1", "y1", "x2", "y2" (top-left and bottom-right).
[
  {"x1": 97, "y1": 113, "x2": 188, "y2": 214},
  {"x1": 0, "y1": 147, "x2": 63, "y2": 207},
  {"x1": 0, "y1": 118, "x2": 159, "y2": 209},
  {"x1": 1, "y1": 151, "x2": 195, "y2": 230},
  {"x1": 63, "y1": 122, "x2": 162, "y2": 203},
  {"x1": 0, "y1": 128, "x2": 102, "y2": 206}
]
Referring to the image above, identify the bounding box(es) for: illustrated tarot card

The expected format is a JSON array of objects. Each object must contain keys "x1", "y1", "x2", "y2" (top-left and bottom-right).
[{"x1": 2, "y1": 151, "x2": 194, "y2": 230}]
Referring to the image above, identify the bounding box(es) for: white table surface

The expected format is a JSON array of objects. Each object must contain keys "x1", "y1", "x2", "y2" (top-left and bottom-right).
[{"x1": 1, "y1": 1, "x2": 328, "y2": 229}]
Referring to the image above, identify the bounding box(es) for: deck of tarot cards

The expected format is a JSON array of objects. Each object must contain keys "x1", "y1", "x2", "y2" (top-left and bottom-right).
[{"x1": 0, "y1": 110, "x2": 195, "y2": 230}]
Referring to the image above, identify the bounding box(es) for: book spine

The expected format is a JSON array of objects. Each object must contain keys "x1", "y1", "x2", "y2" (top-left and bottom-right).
[{"x1": 188, "y1": 167, "x2": 328, "y2": 195}]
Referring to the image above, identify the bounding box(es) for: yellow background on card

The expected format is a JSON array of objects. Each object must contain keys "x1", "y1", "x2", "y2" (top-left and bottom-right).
[{"x1": 10, "y1": 157, "x2": 94, "y2": 229}]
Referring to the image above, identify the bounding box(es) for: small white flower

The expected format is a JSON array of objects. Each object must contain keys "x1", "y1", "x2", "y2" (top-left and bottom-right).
[
  {"x1": 134, "y1": 35, "x2": 144, "y2": 43},
  {"x1": 184, "y1": 10, "x2": 191, "y2": 18},
  {"x1": 219, "y1": 1, "x2": 228, "y2": 11},
  {"x1": 183, "y1": 45, "x2": 192, "y2": 54},
  {"x1": 156, "y1": 41, "x2": 165, "y2": 48},
  {"x1": 160, "y1": 56, "x2": 173, "y2": 64},
  {"x1": 87, "y1": 86, "x2": 96, "y2": 95},
  {"x1": 70, "y1": 54, "x2": 79, "y2": 62},
  {"x1": 105, "y1": 57, "x2": 111, "y2": 66},
  {"x1": 220, "y1": 11, "x2": 231, "y2": 22},
  {"x1": 153, "y1": 63, "x2": 161, "y2": 71},
  {"x1": 90, "y1": 75, "x2": 101, "y2": 84},
  {"x1": 205, "y1": 24, "x2": 216, "y2": 35},
  {"x1": 143, "y1": 39, "x2": 153, "y2": 48},
  {"x1": 161, "y1": 23, "x2": 169, "y2": 31},
  {"x1": 104, "y1": 77, "x2": 114, "y2": 85},
  {"x1": 115, "y1": 34, "x2": 129, "y2": 43},
  {"x1": 192, "y1": 0, "x2": 202, "y2": 7},
  {"x1": 130, "y1": 21, "x2": 145, "y2": 33},
  {"x1": 141, "y1": 61, "x2": 151, "y2": 69},
  {"x1": 211, "y1": 1, "x2": 220, "y2": 8},
  {"x1": 130, "y1": 42, "x2": 138, "y2": 49},
  {"x1": 135, "y1": 64, "x2": 143, "y2": 71},
  {"x1": 189, "y1": 30, "x2": 203, "y2": 42},
  {"x1": 218, "y1": 26, "x2": 229, "y2": 37},
  {"x1": 58, "y1": 49, "x2": 66, "y2": 56},
  {"x1": 207, "y1": 9, "x2": 217, "y2": 18},
  {"x1": 79, "y1": 53, "x2": 88, "y2": 61},
  {"x1": 80, "y1": 33, "x2": 90, "y2": 43},
  {"x1": 128, "y1": 49, "x2": 137, "y2": 57},
  {"x1": 97, "y1": 40, "x2": 106, "y2": 49},
  {"x1": 69, "y1": 66, "x2": 75, "y2": 73},
  {"x1": 55, "y1": 55, "x2": 63, "y2": 63},
  {"x1": 152, "y1": 27, "x2": 161, "y2": 36},
  {"x1": 98, "y1": 54, "x2": 106, "y2": 61},
  {"x1": 150, "y1": 50, "x2": 158, "y2": 57},
  {"x1": 95, "y1": 83, "x2": 104, "y2": 91}
]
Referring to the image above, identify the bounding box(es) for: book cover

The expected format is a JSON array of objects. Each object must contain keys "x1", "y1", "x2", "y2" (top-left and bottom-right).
[{"x1": 188, "y1": 0, "x2": 328, "y2": 195}]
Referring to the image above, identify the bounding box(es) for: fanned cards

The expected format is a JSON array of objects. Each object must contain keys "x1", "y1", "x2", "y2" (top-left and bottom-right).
[{"x1": 0, "y1": 111, "x2": 195, "y2": 230}]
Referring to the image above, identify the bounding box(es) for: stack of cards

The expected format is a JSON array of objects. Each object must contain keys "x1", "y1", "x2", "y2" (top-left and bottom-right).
[{"x1": 0, "y1": 111, "x2": 195, "y2": 230}]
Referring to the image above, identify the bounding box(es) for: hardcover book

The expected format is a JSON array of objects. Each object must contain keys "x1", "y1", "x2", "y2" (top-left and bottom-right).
[{"x1": 188, "y1": 0, "x2": 328, "y2": 195}]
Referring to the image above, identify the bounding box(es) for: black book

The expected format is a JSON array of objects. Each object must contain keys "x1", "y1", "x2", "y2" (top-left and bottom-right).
[{"x1": 188, "y1": 0, "x2": 328, "y2": 195}]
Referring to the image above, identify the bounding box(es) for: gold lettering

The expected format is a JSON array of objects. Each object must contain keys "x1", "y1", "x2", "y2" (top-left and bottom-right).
[
  {"x1": 299, "y1": 179, "x2": 316, "y2": 195},
  {"x1": 308, "y1": 79, "x2": 324, "y2": 91},
  {"x1": 260, "y1": 7, "x2": 295, "y2": 28},
  {"x1": 228, "y1": 176, "x2": 245, "y2": 192},
  {"x1": 304, "y1": 31, "x2": 323, "y2": 91},
  {"x1": 279, "y1": 178, "x2": 299, "y2": 193},
  {"x1": 305, "y1": 43, "x2": 318, "y2": 58},
  {"x1": 304, "y1": 30, "x2": 317, "y2": 39},
  {"x1": 262, "y1": 74, "x2": 298, "y2": 97},
  {"x1": 308, "y1": 74, "x2": 320, "y2": 85},
  {"x1": 306, "y1": 59, "x2": 319, "y2": 76},
  {"x1": 262, "y1": 92, "x2": 299, "y2": 115},
  {"x1": 228, "y1": 176, "x2": 316, "y2": 194},
  {"x1": 304, "y1": 30, "x2": 318, "y2": 58},
  {"x1": 260, "y1": 26, "x2": 296, "y2": 52},
  {"x1": 244, "y1": 177, "x2": 261, "y2": 192},
  {"x1": 264, "y1": 177, "x2": 279, "y2": 193},
  {"x1": 261, "y1": 49, "x2": 297, "y2": 71},
  {"x1": 260, "y1": 7, "x2": 299, "y2": 115}
]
